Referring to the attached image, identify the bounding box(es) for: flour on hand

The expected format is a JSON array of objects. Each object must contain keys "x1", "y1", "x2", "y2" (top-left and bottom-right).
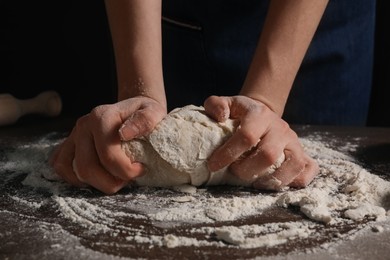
[{"x1": 122, "y1": 105, "x2": 284, "y2": 187}]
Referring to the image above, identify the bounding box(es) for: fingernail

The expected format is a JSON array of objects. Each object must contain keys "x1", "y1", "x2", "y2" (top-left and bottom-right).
[
  {"x1": 119, "y1": 122, "x2": 139, "y2": 141},
  {"x1": 132, "y1": 162, "x2": 146, "y2": 177},
  {"x1": 253, "y1": 176, "x2": 283, "y2": 191}
]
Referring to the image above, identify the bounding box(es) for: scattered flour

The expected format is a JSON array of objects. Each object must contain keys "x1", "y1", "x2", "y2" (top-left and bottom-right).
[
  {"x1": 215, "y1": 222, "x2": 314, "y2": 248},
  {"x1": 1, "y1": 131, "x2": 390, "y2": 258}
]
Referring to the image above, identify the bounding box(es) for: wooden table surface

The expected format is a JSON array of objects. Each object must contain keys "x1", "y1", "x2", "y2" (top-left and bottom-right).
[{"x1": 1, "y1": 117, "x2": 389, "y2": 260}]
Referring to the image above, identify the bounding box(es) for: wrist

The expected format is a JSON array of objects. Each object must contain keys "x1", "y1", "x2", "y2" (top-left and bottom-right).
[
  {"x1": 118, "y1": 78, "x2": 167, "y2": 109},
  {"x1": 239, "y1": 55, "x2": 291, "y2": 117},
  {"x1": 240, "y1": 91, "x2": 285, "y2": 117}
]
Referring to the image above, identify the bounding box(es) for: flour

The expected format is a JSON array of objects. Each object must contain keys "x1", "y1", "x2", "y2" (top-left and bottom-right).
[
  {"x1": 1, "y1": 131, "x2": 390, "y2": 258},
  {"x1": 215, "y1": 222, "x2": 314, "y2": 248}
]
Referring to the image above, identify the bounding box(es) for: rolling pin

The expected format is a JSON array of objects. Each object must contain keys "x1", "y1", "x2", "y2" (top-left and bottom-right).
[{"x1": 0, "y1": 91, "x2": 62, "y2": 126}]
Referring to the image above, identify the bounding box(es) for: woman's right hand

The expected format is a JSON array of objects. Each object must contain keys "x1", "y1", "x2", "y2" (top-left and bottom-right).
[{"x1": 50, "y1": 96, "x2": 167, "y2": 194}]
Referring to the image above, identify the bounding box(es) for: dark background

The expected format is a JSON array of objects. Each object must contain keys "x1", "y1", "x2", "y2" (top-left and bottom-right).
[{"x1": 0, "y1": 0, "x2": 389, "y2": 126}]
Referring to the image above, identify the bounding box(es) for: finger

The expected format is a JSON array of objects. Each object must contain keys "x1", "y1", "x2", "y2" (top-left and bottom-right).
[
  {"x1": 94, "y1": 133, "x2": 144, "y2": 181},
  {"x1": 289, "y1": 156, "x2": 319, "y2": 188},
  {"x1": 118, "y1": 100, "x2": 166, "y2": 141},
  {"x1": 229, "y1": 128, "x2": 288, "y2": 181},
  {"x1": 203, "y1": 95, "x2": 230, "y2": 122},
  {"x1": 74, "y1": 129, "x2": 128, "y2": 194},
  {"x1": 208, "y1": 99, "x2": 269, "y2": 172},
  {"x1": 88, "y1": 106, "x2": 145, "y2": 181},
  {"x1": 52, "y1": 132, "x2": 85, "y2": 187},
  {"x1": 253, "y1": 146, "x2": 308, "y2": 191},
  {"x1": 257, "y1": 149, "x2": 305, "y2": 189},
  {"x1": 274, "y1": 140, "x2": 319, "y2": 188},
  {"x1": 119, "y1": 108, "x2": 161, "y2": 140},
  {"x1": 230, "y1": 147, "x2": 285, "y2": 182}
]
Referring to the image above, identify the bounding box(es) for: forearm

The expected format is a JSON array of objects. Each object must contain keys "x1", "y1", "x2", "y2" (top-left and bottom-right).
[
  {"x1": 104, "y1": 0, "x2": 166, "y2": 107},
  {"x1": 240, "y1": 0, "x2": 329, "y2": 116}
]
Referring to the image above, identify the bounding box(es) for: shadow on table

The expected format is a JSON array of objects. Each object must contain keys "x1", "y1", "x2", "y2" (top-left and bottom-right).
[{"x1": 353, "y1": 143, "x2": 390, "y2": 179}]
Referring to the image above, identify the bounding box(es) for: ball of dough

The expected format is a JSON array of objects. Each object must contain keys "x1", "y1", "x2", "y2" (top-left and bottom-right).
[{"x1": 122, "y1": 105, "x2": 283, "y2": 187}]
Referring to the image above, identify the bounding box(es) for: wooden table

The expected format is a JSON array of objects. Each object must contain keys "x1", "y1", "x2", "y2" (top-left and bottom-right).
[{"x1": 1, "y1": 117, "x2": 389, "y2": 260}]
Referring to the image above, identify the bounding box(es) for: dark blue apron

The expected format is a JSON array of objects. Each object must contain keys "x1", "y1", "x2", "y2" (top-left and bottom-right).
[{"x1": 162, "y1": 0, "x2": 375, "y2": 125}]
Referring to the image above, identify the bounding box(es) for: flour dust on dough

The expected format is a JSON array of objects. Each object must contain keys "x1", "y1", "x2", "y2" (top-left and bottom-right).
[{"x1": 122, "y1": 105, "x2": 284, "y2": 187}]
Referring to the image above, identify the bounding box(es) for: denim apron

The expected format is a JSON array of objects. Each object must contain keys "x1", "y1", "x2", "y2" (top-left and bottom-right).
[{"x1": 162, "y1": 0, "x2": 375, "y2": 125}]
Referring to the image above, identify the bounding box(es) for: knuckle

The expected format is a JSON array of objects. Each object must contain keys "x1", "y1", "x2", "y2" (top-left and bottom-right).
[
  {"x1": 237, "y1": 128, "x2": 259, "y2": 147},
  {"x1": 74, "y1": 115, "x2": 88, "y2": 130},
  {"x1": 90, "y1": 104, "x2": 111, "y2": 117},
  {"x1": 204, "y1": 95, "x2": 220, "y2": 107},
  {"x1": 289, "y1": 130, "x2": 299, "y2": 140},
  {"x1": 99, "y1": 152, "x2": 117, "y2": 169},
  {"x1": 279, "y1": 119, "x2": 292, "y2": 133},
  {"x1": 261, "y1": 148, "x2": 282, "y2": 166},
  {"x1": 90, "y1": 105, "x2": 116, "y2": 125}
]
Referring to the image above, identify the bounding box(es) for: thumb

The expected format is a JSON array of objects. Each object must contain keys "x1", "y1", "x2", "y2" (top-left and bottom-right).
[
  {"x1": 119, "y1": 113, "x2": 143, "y2": 141},
  {"x1": 203, "y1": 95, "x2": 230, "y2": 122},
  {"x1": 118, "y1": 100, "x2": 166, "y2": 141},
  {"x1": 119, "y1": 110, "x2": 158, "y2": 141}
]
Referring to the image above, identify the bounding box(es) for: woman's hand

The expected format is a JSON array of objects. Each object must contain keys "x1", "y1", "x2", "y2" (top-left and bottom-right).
[
  {"x1": 50, "y1": 96, "x2": 167, "y2": 194},
  {"x1": 204, "y1": 95, "x2": 318, "y2": 190}
]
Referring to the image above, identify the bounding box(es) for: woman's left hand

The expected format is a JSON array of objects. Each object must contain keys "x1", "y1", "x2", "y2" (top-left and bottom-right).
[{"x1": 204, "y1": 95, "x2": 319, "y2": 190}]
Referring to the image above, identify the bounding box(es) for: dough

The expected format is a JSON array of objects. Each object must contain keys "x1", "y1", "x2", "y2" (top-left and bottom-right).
[{"x1": 122, "y1": 105, "x2": 284, "y2": 187}]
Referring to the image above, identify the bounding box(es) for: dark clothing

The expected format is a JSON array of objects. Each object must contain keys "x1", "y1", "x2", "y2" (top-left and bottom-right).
[{"x1": 162, "y1": 0, "x2": 376, "y2": 125}]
